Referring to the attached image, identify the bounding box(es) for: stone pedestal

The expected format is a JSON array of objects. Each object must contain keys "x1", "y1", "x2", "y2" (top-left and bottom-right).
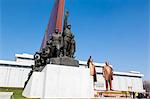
[
  {"x1": 50, "y1": 57, "x2": 79, "y2": 67},
  {"x1": 22, "y1": 64, "x2": 94, "y2": 98}
]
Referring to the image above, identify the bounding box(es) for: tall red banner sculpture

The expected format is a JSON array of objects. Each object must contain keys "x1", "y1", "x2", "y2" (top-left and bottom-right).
[{"x1": 41, "y1": 0, "x2": 65, "y2": 49}]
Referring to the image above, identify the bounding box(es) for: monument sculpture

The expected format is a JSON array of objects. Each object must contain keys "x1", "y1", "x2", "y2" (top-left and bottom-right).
[
  {"x1": 23, "y1": 1, "x2": 94, "y2": 98},
  {"x1": 24, "y1": 11, "x2": 78, "y2": 88},
  {"x1": 33, "y1": 11, "x2": 78, "y2": 72}
]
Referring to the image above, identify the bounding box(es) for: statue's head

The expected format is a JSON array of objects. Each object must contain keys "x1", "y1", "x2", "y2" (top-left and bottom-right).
[
  {"x1": 66, "y1": 11, "x2": 69, "y2": 16},
  {"x1": 72, "y1": 35, "x2": 74, "y2": 38},
  {"x1": 88, "y1": 56, "x2": 92, "y2": 62},
  {"x1": 105, "y1": 61, "x2": 109, "y2": 66},
  {"x1": 55, "y1": 29, "x2": 59, "y2": 33},
  {"x1": 67, "y1": 25, "x2": 71, "y2": 30},
  {"x1": 89, "y1": 56, "x2": 91, "y2": 59}
]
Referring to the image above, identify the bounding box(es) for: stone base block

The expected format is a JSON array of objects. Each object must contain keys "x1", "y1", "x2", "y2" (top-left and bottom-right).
[
  {"x1": 50, "y1": 57, "x2": 79, "y2": 67},
  {"x1": 22, "y1": 64, "x2": 94, "y2": 98}
]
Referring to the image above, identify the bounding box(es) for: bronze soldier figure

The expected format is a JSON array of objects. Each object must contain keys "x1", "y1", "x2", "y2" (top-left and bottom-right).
[
  {"x1": 63, "y1": 25, "x2": 73, "y2": 57},
  {"x1": 70, "y1": 35, "x2": 76, "y2": 58},
  {"x1": 51, "y1": 29, "x2": 63, "y2": 57}
]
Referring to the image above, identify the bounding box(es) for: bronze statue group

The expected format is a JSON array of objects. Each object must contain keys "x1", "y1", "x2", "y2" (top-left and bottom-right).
[
  {"x1": 24, "y1": 11, "x2": 76, "y2": 88},
  {"x1": 33, "y1": 11, "x2": 76, "y2": 71},
  {"x1": 87, "y1": 56, "x2": 113, "y2": 91}
]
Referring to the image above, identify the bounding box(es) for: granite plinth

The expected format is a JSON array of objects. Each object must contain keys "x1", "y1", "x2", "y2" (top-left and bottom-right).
[
  {"x1": 22, "y1": 64, "x2": 94, "y2": 98},
  {"x1": 50, "y1": 57, "x2": 79, "y2": 67}
]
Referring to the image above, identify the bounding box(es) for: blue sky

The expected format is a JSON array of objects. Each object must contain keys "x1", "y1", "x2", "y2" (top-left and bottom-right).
[{"x1": 1, "y1": 0, "x2": 149, "y2": 80}]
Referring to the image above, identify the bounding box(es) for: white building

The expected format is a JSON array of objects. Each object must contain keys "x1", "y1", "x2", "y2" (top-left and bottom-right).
[
  {"x1": 0, "y1": 54, "x2": 33, "y2": 88},
  {"x1": 0, "y1": 53, "x2": 145, "y2": 92}
]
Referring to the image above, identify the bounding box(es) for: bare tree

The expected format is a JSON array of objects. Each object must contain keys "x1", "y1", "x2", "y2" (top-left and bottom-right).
[{"x1": 143, "y1": 80, "x2": 150, "y2": 92}]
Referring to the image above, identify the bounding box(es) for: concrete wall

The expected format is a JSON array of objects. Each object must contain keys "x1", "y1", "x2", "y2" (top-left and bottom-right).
[{"x1": 0, "y1": 66, "x2": 31, "y2": 88}]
